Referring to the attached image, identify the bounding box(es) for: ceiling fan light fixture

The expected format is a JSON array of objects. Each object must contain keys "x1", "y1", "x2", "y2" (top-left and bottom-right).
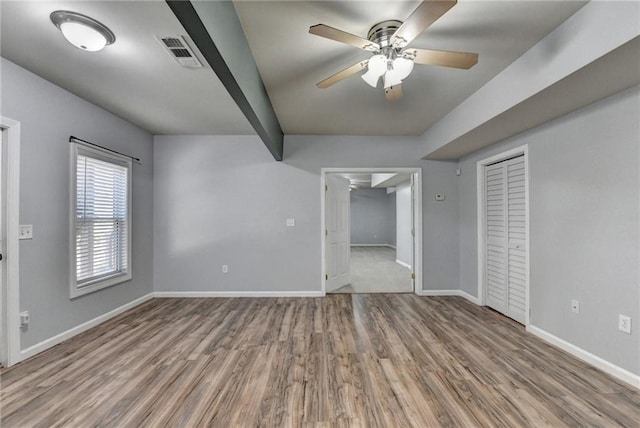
[
  {"x1": 367, "y1": 54, "x2": 388, "y2": 75},
  {"x1": 361, "y1": 54, "x2": 387, "y2": 88},
  {"x1": 383, "y1": 72, "x2": 402, "y2": 89},
  {"x1": 50, "y1": 10, "x2": 115, "y2": 52},
  {"x1": 361, "y1": 69, "x2": 380, "y2": 88},
  {"x1": 309, "y1": 1, "x2": 478, "y2": 100},
  {"x1": 383, "y1": 57, "x2": 414, "y2": 88},
  {"x1": 391, "y1": 57, "x2": 414, "y2": 80}
]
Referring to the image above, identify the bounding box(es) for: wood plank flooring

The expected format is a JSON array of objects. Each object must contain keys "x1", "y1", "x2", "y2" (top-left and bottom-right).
[{"x1": 1, "y1": 295, "x2": 639, "y2": 427}]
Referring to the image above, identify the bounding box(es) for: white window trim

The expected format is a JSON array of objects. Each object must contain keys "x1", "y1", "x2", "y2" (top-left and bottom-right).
[{"x1": 70, "y1": 142, "x2": 132, "y2": 299}]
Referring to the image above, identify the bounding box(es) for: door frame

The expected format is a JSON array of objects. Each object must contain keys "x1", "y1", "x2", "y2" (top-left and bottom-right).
[
  {"x1": 476, "y1": 145, "x2": 530, "y2": 325},
  {"x1": 0, "y1": 116, "x2": 21, "y2": 366},
  {"x1": 321, "y1": 167, "x2": 423, "y2": 295}
]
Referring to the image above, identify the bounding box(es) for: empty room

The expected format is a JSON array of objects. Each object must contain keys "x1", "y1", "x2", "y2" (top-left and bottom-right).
[{"x1": 0, "y1": 0, "x2": 639, "y2": 426}]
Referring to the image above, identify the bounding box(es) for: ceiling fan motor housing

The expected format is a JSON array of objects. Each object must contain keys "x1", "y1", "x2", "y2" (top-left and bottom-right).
[{"x1": 367, "y1": 20, "x2": 402, "y2": 51}]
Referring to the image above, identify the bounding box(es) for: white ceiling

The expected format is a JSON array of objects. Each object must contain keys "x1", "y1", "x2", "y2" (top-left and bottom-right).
[
  {"x1": 233, "y1": 0, "x2": 587, "y2": 135},
  {"x1": 0, "y1": 1, "x2": 254, "y2": 135},
  {"x1": 0, "y1": 1, "x2": 587, "y2": 137},
  {"x1": 339, "y1": 172, "x2": 412, "y2": 189}
]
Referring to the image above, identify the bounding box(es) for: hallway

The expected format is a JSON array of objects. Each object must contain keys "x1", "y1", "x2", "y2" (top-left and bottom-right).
[{"x1": 331, "y1": 246, "x2": 413, "y2": 293}]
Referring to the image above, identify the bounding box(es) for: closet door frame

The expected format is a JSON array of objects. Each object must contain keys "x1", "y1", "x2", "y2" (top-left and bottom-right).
[{"x1": 477, "y1": 145, "x2": 530, "y2": 326}]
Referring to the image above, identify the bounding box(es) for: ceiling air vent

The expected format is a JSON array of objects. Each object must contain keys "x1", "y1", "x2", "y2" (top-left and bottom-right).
[{"x1": 156, "y1": 35, "x2": 203, "y2": 68}]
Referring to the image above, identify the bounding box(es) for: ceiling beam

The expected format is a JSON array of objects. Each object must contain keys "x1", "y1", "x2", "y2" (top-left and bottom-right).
[{"x1": 166, "y1": 0, "x2": 283, "y2": 160}]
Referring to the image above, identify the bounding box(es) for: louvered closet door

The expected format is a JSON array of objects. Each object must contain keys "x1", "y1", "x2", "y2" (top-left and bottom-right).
[
  {"x1": 506, "y1": 157, "x2": 526, "y2": 323},
  {"x1": 485, "y1": 163, "x2": 508, "y2": 314},
  {"x1": 485, "y1": 155, "x2": 527, "y2": 324}
]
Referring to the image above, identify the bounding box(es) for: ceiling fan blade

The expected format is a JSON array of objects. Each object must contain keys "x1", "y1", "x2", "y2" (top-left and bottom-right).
[
  {"x1": 309, "y1": 24, "x2": 380, "y2": 52},
  {"x1": 391, "y1": 0, "x2": 457, "y2": 48},
  {"x1": 385, "y1": 84, "x2": 403, "y2": 101},
  {"x1": 316, "y1": 60, "x2": 369, "y2": 89},
  {"x1": 404, "y1": 48, "x2": 478, "y2": 69}
]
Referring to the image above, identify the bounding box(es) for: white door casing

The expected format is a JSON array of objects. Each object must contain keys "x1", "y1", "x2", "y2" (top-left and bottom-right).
[
  {"x1": 321, "y1": 168, "x2": 422, "y2": 295},
  {"x1": 478, "y1": 146, "x2": 530, "y2": 325},
  {"x1": 411, "y1": 174, "x2": 416, "y2": 289},
  {"x1": 0, "y1": 117, "x2": 21, "y2": 367},
  {"x1": 0, "y1": 128, "x2": 5, "y2": 365},
  {"x1": 325, "y1": 174, "x2": 350, "y2": 292}
]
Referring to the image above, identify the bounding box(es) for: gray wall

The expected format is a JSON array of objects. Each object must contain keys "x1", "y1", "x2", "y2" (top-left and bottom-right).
[
  {"x1": 457, "y1": 85, "x2": 639, "y2": 374},
  {"x1": 1, "y1": 59, "x2": 154, "y2": 349},
  {"x1": 153, "y1": 135, "x2": 460, "y2": 293},
  {"x1": 395, "y1": 182, "x2": 412, "y2": 267},
  {"x1": 350, "y1": 188, "x2": 395, "y2": 246}
]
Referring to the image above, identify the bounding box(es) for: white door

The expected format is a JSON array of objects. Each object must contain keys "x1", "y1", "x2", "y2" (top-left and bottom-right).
[
  {"x1": 325, "y1": 174, "x2": 350, "y2": 292},
  {"x1": 485, "y1": 155, "x2": 527, "y2": 324},
  {"x1": 0, "y1": 128, "x2": 5, "y2": 365}
]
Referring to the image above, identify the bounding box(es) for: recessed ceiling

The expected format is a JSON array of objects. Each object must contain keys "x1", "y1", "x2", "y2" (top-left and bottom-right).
[
  {"x1": 233, "y1": 0, "x2": 587, "y2": 135},
  {"x1": 0, "y1": 0, "x2": 254, "y2": 135}
]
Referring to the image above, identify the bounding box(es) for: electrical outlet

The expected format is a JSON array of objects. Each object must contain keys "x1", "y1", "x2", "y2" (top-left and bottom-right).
[
  {"x1": 571, "y1": 300, "x2": 579, "y2": 314},
  {"x1": 222, "y1": 265, "x2": 229, "y2": 274},
  {"x1": 19, "y1": 311, "x2": 30, "y2": 327},
  {"x1": 286, "y1": 218, "x2": 295, "y2": 227},
  {"x1": 618, "y1": 315, "x2": 631, "y2": 334},
  {"x1": 19, "y1": 224, "x2": 33, "y2": 240}
]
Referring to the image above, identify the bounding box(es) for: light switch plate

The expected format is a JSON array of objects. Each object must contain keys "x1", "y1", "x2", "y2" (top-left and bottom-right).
[
  {"x1": 19, "y1": 225, "x2": 33, "y2": 240},
  {"x1": 435, "y1": 194, "x2": 445, "y2": 201},
  {"x1": 286, "y1": 218, "x2": 295, "y2": 227},
  {"x1": 19, "y1": 311, "x2": 30, "y2": 327}
]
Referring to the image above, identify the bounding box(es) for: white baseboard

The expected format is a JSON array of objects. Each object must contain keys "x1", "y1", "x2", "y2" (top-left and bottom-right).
[
  {"x1": 527, "y1": 325, "x2": 640, "y2": 389},
  {"x1": 21, "y1": 292, "x2": 154, "y2": 361},
  {"x1": 395, "y1": 259, "x2": 412, "y2": 270},
  {"x1": 351, "y1": 244, "x2": 396, "y2": 249},
  {"x1": 421, "y1": 289, "x2": 459, "y2": 296},
  {"x1": 153, "y1": 291, "x2": 325, "y2": 298},
  {"x1": 421, "y1": 289, "x2": 481, "y2": 305}
]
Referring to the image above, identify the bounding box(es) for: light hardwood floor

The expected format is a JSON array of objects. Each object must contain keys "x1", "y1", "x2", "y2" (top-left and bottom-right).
[{"x1": 1, "y1": 295, "x2": 639, "y2": 427}]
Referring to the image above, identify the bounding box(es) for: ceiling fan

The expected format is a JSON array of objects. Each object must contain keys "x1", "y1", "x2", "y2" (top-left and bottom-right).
[{"x1": 309, "y1": 0, "x2": 478, "y2": 101}]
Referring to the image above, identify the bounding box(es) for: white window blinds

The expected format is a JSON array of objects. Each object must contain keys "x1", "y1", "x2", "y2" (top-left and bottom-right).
[{"x1": 72, "y1": 143, "x2": 131, "y2": 296}]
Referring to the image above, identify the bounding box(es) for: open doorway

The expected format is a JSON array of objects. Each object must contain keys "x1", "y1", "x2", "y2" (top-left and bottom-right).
[{"x1": 321, "y1": 168, "x2": 422, "y2": 295}]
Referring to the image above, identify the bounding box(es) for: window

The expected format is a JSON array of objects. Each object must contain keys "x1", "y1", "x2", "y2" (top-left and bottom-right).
[{"x1": 70, "y1": 142, "x2": 131, "y2": 298}]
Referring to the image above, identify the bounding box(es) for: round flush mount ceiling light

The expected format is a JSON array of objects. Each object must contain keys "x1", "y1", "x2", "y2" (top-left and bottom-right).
[{"x1": 50, "y1": 10, "x2": 115, "y2": 52}]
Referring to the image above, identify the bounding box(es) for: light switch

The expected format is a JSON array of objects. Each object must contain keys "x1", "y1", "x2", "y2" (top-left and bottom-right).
[
  {"x1": 286, "y1": 218, "x2": 295, "y2": 227},
  {"x1": 435, "y1": 194, "x2": 445, "y2": 201},
  {"x1": 19, "y1": 225, "x2": 33, "y2": 240}
]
